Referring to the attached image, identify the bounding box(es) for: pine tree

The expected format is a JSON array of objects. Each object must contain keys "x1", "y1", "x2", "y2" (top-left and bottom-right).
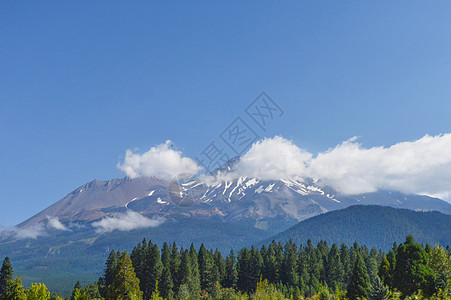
[
  {"x1": 340, "y1": 243, "x2": 351, "y2": 285},
  {"x1": 188, "y1": 244, "x2": 201, "y2": 298},
  {"x1": 237, "y1": 247, "x2": 252, "y2": 293},
  {"x1": 159, "y1": 267, "x2": 173, "y2": 300},
  {"x1": 378, "y1": 255, "x2": 391, "y2": 286},
  {"x1": 224, "y1": 250, "x2": 238, "y2": 289},
  {"x1": 198, "y1": 243, "x2": 214, "y2": 291},
  {"x1": 213, "y1": 249, "x2": 226, "y2": 285},
  {"x1": 177, "y1": 250, "x2": 192, "y2": 291},
  {"x1": 347, "y1": 253, "x2": 371, "y2": 300},
  {"x1": 392, "y1": 235, "x2": 435, "y2": 297},
  {"x1": 103, "y1": 250, "x2": 119, "y2": 292},
  {"x1": 131, "y1": 239, "x2": 148, "y2": 291},
  {"x1": 305, "y1": 240, "x2": 321, "y2": 296},
  {"x1": 366, "y1": 247, "x2": 380, "y2": 285},
  {"x1": 170, "y1": 242, "x2": 180, "y2": 291},
  {"x1": 264, "y1": 243, "x2": 279, "y2": 284},
  {"x1": 249, "y1": 246, "x2": 263, "y2": 289},
  {"x1": 147, "y1": 244, "x2": 163, "y2": 299},
  {"x1": 280, "y1": 240, "x2": 298, "y2": 287},
  {"x1": 106, "y1": 252, "x2": 143, "y2": 300},
  {"x1": 0, "y1": 257, "x2": 14, "y2": 299},
  {"x1": 368, "y1": 276, "x2": 389, "y2": 300},
  {"x1": 161, "y1": 243, "x2": 171, "y2": 269},
  {"x1": 325, "y1": 243, "x2": 344, "y2": 289}
]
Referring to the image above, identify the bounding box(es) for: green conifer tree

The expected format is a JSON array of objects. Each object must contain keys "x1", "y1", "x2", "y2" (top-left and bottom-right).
[
  {"x1": 0, "y1": 257, "x2": 14, "y2": 299},
  {"x1": 326, "y1": 243, "x2": 344, "y2": 289},
  {"x1": 224, "y1": 250, "x2": 238, "y2": 289},
  {"x1": 368, "y1": 276, "x2": 389, "y2": 300},
  {"x1": 147, "y1": 244, "x2": 163, "y2": 299},
  {"x1": 392, "y1": 235, "x2": 435, "y2": 297},
  {"x1": 159, "y1": 267, "x2": 173, "y2": 300},
  {"x1": 347, "y1": 253, "x2": 371, "y2": 300},
  {"x1": 198, "y1": 243, "x2": 214, "y2": 291},
  {"x1": 280, "y1": 241, "x2": 299, "y2": 287},
  {"x1": 188, "y1": 244, "x2": 201, "y2": 298},
  {"x1": 170, "y1": 242, "x2": 180, "y2": 291},
  {"x1": 103, "y1": 250, "x2": 119, "y2": 292},
  {"x1": 106, "y1": 252, "x2": 143, "y2": 300}
]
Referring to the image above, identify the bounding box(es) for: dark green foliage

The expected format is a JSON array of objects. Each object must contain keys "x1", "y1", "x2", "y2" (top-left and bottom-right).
[
  {"x1": 169, "y1": 242, "x2": 180, "y2": 290},
  {"x1": 104, "y1": 235, "x2": 450, "y2": 299},
  {"x1": 378, "y1": 254, "x2": 391, "y2": 286},
  {"x1": 347, "y1": 254, "x2": 371, "y2": 299},
  {"x1": 188, "y1": 244, "x2": 201, "y2": 298},
  {"x1": 237, "y1": 247, "x2": 252, "y2": 293},
  {"x1": 392, "y1": 235, "x2": 435, "y2": 297},
  {"x1": 198, "y1": 243, "x2": 213, "y2": 291},
  {"x1": 159, "y1": 267, "x2": 173, "y2": 299},
  {"x1": 269, "y1": 205, "x2": 451, "y2": 250},
  {"x1": 0, "y1": 257, "x2": 14, "y2": 299},
  {"x1": 340, "y1": 243, "x2": 351, "y2": 284},
  {"x1": 224, "y1": 250, "x2": 237, "y2": 289},
  {"x1": 325, "y1": 243, "x2": 344, "y2": 289},
  {"x1": 213, "y1": 249, "x2": 226, "y2": 286},
  {"x1": 103, "y1": 250, "x2": 118, "y2": 292},
  {"x1": 280, "y1": 240, "x2": 298, "y2": 287},
  {"x1": 366, "y1": 247, "x2": 380, "y2": 285},
  {"x1": 105, "y1": 251, "x2": 142, "y2": 300},
  {"x1": 147, "y1": 244, "x2": 163, "y2": 298},
  {"x1": 369, "y1": 276, "x2": 389, "y2": 300},
  {"x1": 161, "y1": 243, "x2": 171, "y2": 269}
]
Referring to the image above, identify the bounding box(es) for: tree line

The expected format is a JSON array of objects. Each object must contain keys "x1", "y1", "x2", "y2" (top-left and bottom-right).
[
  {"x1": 97, "y1": 235, "x2": 450, "y2": 299},
  {"x1": 0, "y1": 235, "x2": 450, "y2": 299}
]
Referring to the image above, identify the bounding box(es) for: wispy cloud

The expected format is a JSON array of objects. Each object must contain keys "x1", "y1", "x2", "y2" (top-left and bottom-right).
[
  {"x1": 46, "y1": 216, "x2": 70, "y2": 231},
  {"x1": 2, "y1": 224, "x2": 46, "y2": 240},
  {"x1": 117, "y1": 140, "x2": 202, "y2": 179},
  {"x1": 92, "y1": 211, "x2": 166, "y2": 233},
  {"x1": 1, "y1": 217, "x2": 70, "y2": 240}
]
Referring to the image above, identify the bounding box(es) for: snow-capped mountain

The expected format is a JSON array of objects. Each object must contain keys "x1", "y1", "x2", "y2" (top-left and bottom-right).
[
  {"x1": 2, "y1": 158, "x2": 451, "y2": 293},
  {"x1": 18, "y1": 169, "x2": 451, "y2": 232}
]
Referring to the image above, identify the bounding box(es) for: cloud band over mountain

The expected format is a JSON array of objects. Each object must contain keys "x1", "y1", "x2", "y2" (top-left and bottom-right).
[{"x1": 118, "y1": 134, "x2": 451, "y2": 200}]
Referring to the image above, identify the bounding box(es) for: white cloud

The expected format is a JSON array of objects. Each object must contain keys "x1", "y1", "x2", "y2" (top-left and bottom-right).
[
  {"x1": 1, "y1": 217, "x2": 72, "y2": 240},
  {"x1": 122, "y1": 134, "x2": 451, "y2": 200},
  {"x1": 92, "y1": 211, "x2": 165, "y2": 233},
  {"x1": 117, "y1": 140, "x2": 202, "y2": 179},
  {"x1": 46, "y1": 216, "x2": 70, "y2": 231},
  {"x1": 232, "y1": 136, "x2": 312, "y2": 180},
  {"x1": 307, "y1": 134, "x2": 451, "y2": 197},
  {"x1": 210, "y1": 134, "x2": 451, "y2": 199},
  {"x1": 2, "y1": 224, "x2": 47, "y2": 240}
]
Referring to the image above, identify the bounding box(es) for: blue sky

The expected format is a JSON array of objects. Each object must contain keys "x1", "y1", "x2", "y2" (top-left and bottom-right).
[{"x1": 1, "y1": 1, "x2": 451, "y2": 226}]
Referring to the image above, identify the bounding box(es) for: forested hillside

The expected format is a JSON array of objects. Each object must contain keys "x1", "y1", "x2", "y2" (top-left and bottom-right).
[{"x1": 268, "y1": 205, "x2": 451, "y2": 250}]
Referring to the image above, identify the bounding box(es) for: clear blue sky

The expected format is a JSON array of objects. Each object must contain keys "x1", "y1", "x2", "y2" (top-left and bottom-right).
[{"x1": 1, "y1": 1, "x2": 451, "y2": 226}]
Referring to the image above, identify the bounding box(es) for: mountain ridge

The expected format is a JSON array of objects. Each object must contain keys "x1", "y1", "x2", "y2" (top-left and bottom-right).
[{"x1": 266, "y1": 205, "x2": 451, "y2": 250}]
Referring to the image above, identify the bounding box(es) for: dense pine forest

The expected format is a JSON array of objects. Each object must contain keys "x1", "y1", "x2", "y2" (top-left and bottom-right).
[{"x1": 0, "y1": 236, "x2": 450, "y2": 299}]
